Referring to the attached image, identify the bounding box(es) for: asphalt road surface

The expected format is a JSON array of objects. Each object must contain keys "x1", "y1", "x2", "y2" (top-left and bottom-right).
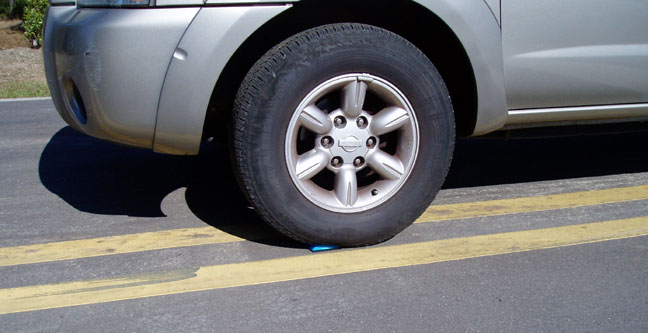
[{"x1": 1, "y1": 99, "x2": 648, "y2": 332}]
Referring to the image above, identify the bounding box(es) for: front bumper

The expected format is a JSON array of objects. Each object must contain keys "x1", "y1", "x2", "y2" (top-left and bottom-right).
[{"x1": 43, "y1": 6, "x2": 199, "y2": 149}]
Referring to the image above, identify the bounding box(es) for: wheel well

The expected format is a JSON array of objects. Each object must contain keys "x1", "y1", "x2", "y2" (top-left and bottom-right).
[{"x1": 203, "y1": 0, "x2": 478, "y2": 142}]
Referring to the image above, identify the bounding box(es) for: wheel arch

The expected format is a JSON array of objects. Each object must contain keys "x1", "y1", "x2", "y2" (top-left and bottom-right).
[{"x1": 156, "y1": 0, "x2": 507, "y2": 154}]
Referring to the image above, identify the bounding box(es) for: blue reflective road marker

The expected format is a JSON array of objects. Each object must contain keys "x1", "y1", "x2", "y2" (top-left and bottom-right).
[{"x1": 309, "y1": 245, "x2": 341, "y2": 252}]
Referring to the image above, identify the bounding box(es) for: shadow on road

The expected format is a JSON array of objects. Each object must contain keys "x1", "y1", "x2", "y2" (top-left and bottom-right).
[
  {"x1": 38, "y1": 127, "x2": 302, "y2": 248},
  {"x1": 444, "y1": 127, "x2": 648, "y2": 188},
  {"x1": 39, "y1": 126, "x2": 648, "y2": 246}
]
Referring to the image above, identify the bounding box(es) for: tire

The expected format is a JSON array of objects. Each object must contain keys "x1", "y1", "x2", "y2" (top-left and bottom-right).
[{"x1": 232, "y1": 23, "x2": 455, "y2": 247}]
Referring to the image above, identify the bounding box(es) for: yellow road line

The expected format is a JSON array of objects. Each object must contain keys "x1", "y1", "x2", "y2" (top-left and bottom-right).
[
  {"x1": 0, "y1": 227, "x2": 245, "y2": 267},
  {"x1": 1, "y1": 185, "x2": 647, "y2": 267},
  {"x1": 415, "y1": 184, "x2": 648, "y2": 222},
  {"x1": 2, "y1": 216, "x2": 648, "y2": 315}
]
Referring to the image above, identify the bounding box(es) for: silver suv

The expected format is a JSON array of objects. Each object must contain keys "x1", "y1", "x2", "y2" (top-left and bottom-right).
[{"x1": 43, "y1": 0, "x2": 648, "y2": 246}]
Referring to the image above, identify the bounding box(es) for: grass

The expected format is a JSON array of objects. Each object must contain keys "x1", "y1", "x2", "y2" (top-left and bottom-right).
[{"x1": 0, "y1": 80, "x2": 49, "y2": 98}]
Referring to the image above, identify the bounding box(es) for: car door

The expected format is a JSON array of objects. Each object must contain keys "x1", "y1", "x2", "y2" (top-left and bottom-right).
[{"x1": 502, "y1": 0, "x2": 648, "y2": 110}]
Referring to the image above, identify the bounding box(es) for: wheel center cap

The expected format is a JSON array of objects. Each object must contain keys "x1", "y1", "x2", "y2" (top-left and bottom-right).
[{"x1": 339, "y1": 135, "x2": 362, "y2": 152}]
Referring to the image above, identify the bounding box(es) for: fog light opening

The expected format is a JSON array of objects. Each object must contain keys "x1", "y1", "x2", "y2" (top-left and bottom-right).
[
  {"x1": 70, "y1": 83, "x2": 88, "y2": 124},
  {"x1": 63, "y1": 78, "x2": 88, "y2": 125}
]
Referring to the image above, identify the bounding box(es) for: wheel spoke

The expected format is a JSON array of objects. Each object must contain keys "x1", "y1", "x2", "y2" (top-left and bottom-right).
[
  {"x1": 370, "y1": 106, "x2": 410, "y2": 136},
  {"x1": 341, "y1": 80, "x2": 367, "y2": 118},
  {"x1": 366, "y1": 150, "x2": 405, "y2": 181},
  {"x1": 285, "y1": 73, "x2": 420, "y2": 212},
  {"x1": 334, "y1": 166, "x2": 358, "y2": 206},
  {"x1": 299, "y1": 105, "x2": 333, "y2": 134},
  {"x1": 295, "y1": 149, "x2": 329, "y2": 180}
]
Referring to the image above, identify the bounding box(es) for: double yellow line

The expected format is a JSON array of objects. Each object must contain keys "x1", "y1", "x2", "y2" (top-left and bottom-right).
[
  {"x1": 1, "y1": 185, "x2": 647, "y2": 314},
  {"x1": 2, "y1": 185, "x2": 647, "y2": 267}
]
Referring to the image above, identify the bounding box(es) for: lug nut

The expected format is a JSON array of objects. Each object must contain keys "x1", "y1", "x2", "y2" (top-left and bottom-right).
[
  {"x1": 334, "y1": 116, "x2": 346, "y2": 128},
  {"x1": 321, "y1": 136, "x2": 333, "y2": 148},
  {"x1": 331, "y1": 157, "x2": 343, "y2": 167},
  {"x1": 371, "y1": 189, "x2": 379, "y2": 196},
  {"x1": 353, "y1": 157, "x2": 365, "y2": 167},
  {"x1": 356, "y1": 116, "x2": 368, "y2": 129},
  {"x1": 366, "y1": 137, "x2": 377, "y2": 148}
]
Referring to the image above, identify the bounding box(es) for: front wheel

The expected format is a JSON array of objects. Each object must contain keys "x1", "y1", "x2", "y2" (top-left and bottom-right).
[{"x1": 232, "y1": 23, "x2": 455, "y2": 247}]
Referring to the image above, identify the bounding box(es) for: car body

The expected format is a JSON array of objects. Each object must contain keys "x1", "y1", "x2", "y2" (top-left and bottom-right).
[{"x1": 43, "y1": 0, "x2": 648, "y2": 246}]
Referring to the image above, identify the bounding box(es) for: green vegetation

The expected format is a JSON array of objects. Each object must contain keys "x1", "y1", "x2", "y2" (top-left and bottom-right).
[
  {"x1": 22, "y1": 0, "x2": 47, "y2": 47},
  {"x1": 1, "y1": 0, "x2": 48, "y2": 47},
  {"x1": 0, "y1": 0, "x2": 10, "y2": 18},
  {"x1": 1, "y1": 0, "x2": 28, "y2": 19},
  {"x1": 0, "y1": 81, "x2": 49, "y2": 98}
]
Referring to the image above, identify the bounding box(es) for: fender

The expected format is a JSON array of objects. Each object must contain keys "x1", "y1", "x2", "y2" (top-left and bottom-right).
[
  {"x1": 154, "y1": 0, "x2": 506, "y2": 154},
  {"x1": 154, "y1": 5, "x2": 292, "y2": 155},
  {"x1": 414, "y1": 0, "x2": 506, "y2": 136}
]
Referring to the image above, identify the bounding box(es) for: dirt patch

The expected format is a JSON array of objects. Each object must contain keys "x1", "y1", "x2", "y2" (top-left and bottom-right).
[
  {"x1": 1, "y1": 19, "x2": 31, "y2": 50},
  {"x1": 0, "y1": 19, "x2": 48, "y2": 97},
  {"x1": 0, "y1": 47, "x2": 45, "y2": 84},
  {"x1": 0, "y1": 18, "x2": 44, "y2": 84}
]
